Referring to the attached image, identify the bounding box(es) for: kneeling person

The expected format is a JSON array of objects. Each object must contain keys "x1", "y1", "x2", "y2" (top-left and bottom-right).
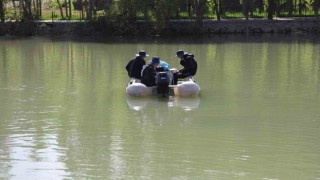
[
  {"x1": 173, "y1": 50, "x2": 198, "y2": 84},
  {"x1": 141, "y1": 57, "x2": 160, "y2": 87}
]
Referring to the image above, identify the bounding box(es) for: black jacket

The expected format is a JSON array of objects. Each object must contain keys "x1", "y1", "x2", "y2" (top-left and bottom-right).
[
  {"x1": 179, "y1": 55, "x2": 197, "y2": 77},
  {"x1": 126, "y1": 56, "x2": 146, "y2": 79},
  {"x1": 141, "y1": 64, "x2": 157, "y2": 87}
]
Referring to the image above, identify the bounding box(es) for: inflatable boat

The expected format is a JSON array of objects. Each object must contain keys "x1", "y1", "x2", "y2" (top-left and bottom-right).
[{"x1": 126, "y1": 69, "x2": 200, "y2": 97}]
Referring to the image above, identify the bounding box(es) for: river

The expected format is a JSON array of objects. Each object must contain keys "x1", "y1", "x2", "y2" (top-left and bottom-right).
[{"x1": 0, "y1": 35, "x2": 320, "y2": 179}]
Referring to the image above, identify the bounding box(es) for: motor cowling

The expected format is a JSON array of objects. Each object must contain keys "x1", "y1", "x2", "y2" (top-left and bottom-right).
[{"x1": 156, "y1": 72, "x2": 170, "y2": 95}]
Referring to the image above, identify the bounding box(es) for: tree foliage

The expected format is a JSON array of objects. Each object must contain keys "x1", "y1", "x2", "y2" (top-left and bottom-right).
[{"x1": 0, "y1": 0, "x2": 319, "y2": 30}]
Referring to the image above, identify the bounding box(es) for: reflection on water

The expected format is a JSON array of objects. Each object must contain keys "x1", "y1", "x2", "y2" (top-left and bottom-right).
[
  {"x1": 127, "y1": 96, "x2": 200, "y2": 127},
  {"x1": 168, "y1": 96, "x2": 200, "y2": 111},
  {"x1": 126, "y1": 95, "x2": 200, "y2": 128},
  {"x1": 127, "y1": 96, "x2": 200, "y2": 111}
]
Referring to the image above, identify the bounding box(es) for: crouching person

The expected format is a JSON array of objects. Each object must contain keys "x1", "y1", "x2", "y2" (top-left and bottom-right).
[
  {"x1": 141, "y1": 57, "x2": 160, "y2": 87},
  {"x1": 173, "y1": 50, "x2": 198, "y2": 85}
]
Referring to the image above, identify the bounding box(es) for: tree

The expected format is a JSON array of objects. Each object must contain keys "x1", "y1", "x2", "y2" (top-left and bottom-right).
[
  {"x1": 0, "y1": 0, "x2": 4, "y2": 23},
  {"x1": 21, "y1": 0, "x2": 33, "y2": 20},
  {"x1": 62, "y1": 0, "x2": 73, "y2": 19},
  {"x1": 33, "y1": 0, "x2": 42, "y2": 19},
  {"x1": 312, "y1": 0, "x2": 319, "y2": 15},
  {"x1": 187, "y1": 0, "x2": 193, "y2": 17},
  {"x1": 208, "y1": 0, "x2": 222, "y2": 20},
  {"x1": 69, "y1": 0, "x2": 72, "y2": 18},
  {"x1": 287, "y1": 0, "x2": 294, "y2": 15},
  {"x1": 243, "y1": 0, "x2": 253, "y2": 19},
  {"x1": 219, "y1": 0, "x2": 227, "y2": 16},
  {"x1": 194, "y1": 0, "x2": 206, "y2": 27},
  {"x1": 57, "y1": 0, "x2": 65, "y2": 19},
  {"x1": 137, "y1": 0, "x2": 154, "y2": 20},
  {"x1": 155, "y1": 0, "x2": 167, "y2": 30},
  {"x1": 64, "y1": 0, "x2": 69, "y2": 18},
  {"x1": 115, "y1": 0, "x2": 138, "y2": 34},
  {"x1": 267, "y1": 0, "x2": 275, "y2": 19},
  {"x1": 118, "y1": 0, "x2": 137, "y2": 20},
  {"x1": 11, "y1": 0, "x2": 17, "y2": 19}
]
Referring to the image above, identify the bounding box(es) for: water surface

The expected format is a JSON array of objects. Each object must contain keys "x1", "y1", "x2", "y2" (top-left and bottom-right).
[{"x1": 0, "y1": 35, "x2": 320, "y2": 179}]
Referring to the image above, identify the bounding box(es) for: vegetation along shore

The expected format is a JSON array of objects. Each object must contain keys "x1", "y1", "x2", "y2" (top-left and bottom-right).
[{"x1": 0, "y1": 0, "x2": 320, "y2": 36}]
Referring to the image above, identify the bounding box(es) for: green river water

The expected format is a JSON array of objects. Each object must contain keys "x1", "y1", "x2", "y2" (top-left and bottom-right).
[{"x1": 0, "y1": 35, "x2": 320, "y2": 179}]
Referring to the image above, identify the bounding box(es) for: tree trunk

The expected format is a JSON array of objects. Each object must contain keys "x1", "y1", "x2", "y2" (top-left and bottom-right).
[
  {"x1": 244, "y1": 0, "x2": 250, "y2": 19},
  {"x1": 57, "y1": 0, "x2": 64, "y2": 19},
  {"x1": 39, "y1": 0, "x2": 42, "y2": 17},
  {"x1": 33, "y1": 0, "x2": 38, "y2": 19},
  {"x1": 87, "y1": 0, "x2": 94, "y2": 19},
  {"x1": 298, "y1": 0, "x2": 302, "y2": 14},
  {"x1": 64, "y1": 0, "x2": 69, "y2": 18},
  {"x1": 27, "y1": 0, "x2": 32, "y2": 19},
  {"x1": 249, "y1": 0, "x2": 254, "y2": 16},
  {"x1": 22, "y1": 0, "x2": 33, "y2": 20},
  {"x1": 69, "y1": 0, "x2": 72, "y2": 18},
  {"x1": 155, "y1": 0, "x2": 167, "y2": 31},
  {"x1": 314, "y1": 0, "x2": 319, "y2": 15},
  {"x1": 214, "y1": 0, "x2": 221, "y2": 21},
  {"x1": 267, "y1": 0, "x2": 274, "y2": 20},
  {"x1": 91, "y1": 0, "x2": 96, "y2": 18},
  {"x1": 219, "y1": 0, "x2": 224, "y2": 15},
  {"x1": 288, "y1": 0, "x2": 293, "y2": 15},
  {"x1": 81, "y1": 0, "x2": 84, "y2": 20},
  {"x1": 195, "y1": 0, "x2": 205, "y2": 27},
  {"x1": 187, "y1": 0, "x2": 192, "y2": 17},
  {"x1": 0, "y1": 0, "x2": 4, "y2": 23}
]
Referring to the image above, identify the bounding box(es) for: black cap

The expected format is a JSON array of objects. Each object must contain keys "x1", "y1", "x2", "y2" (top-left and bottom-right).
[
  {"x1": 151, "y1": 56, "x2": 160, "y2": 64},
  {"x1": 176, "y1": 50, "x2": 184, "y2": 58},
  {"x1": 136, "y1": 50, "x2": 149, "y2": 57}
]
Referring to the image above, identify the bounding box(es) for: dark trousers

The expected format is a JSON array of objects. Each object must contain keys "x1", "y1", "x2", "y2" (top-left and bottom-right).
[{"x1": 173, "y1": 73, "x2": 190, "y2": 85}]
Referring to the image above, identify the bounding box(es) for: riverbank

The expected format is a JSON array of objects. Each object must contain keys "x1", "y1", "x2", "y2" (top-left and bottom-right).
[{"x1": 1, "y1": 18, "x2": 320, "y2": 36}]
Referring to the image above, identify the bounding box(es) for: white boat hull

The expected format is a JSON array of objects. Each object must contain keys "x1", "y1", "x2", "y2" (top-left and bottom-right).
[
  {"x1": 126, "y1": 78, "x2": 153, "y2": 97},
  {"x1": 126, "y1": 73, "x2": 200, "y2": 97},
  {"x1": 172, "y1": 79, "x2": 200, "y2": 97}
]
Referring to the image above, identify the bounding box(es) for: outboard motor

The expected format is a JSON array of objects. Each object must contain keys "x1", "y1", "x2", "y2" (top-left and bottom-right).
[{"x1": 156, "y1": 72, "x2": 170, "y2": 96}]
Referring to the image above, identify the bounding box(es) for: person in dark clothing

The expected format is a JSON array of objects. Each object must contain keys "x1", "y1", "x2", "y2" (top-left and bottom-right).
[
  {"x1": 126, "y1": 50, "x2": 148, "y2": 80},
  {"x1": 173, "y1": 50, "x2": 198, "y2": 84},
  {"x1": 141, "y1": 56, "x2": 160, "y2": 87}
]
